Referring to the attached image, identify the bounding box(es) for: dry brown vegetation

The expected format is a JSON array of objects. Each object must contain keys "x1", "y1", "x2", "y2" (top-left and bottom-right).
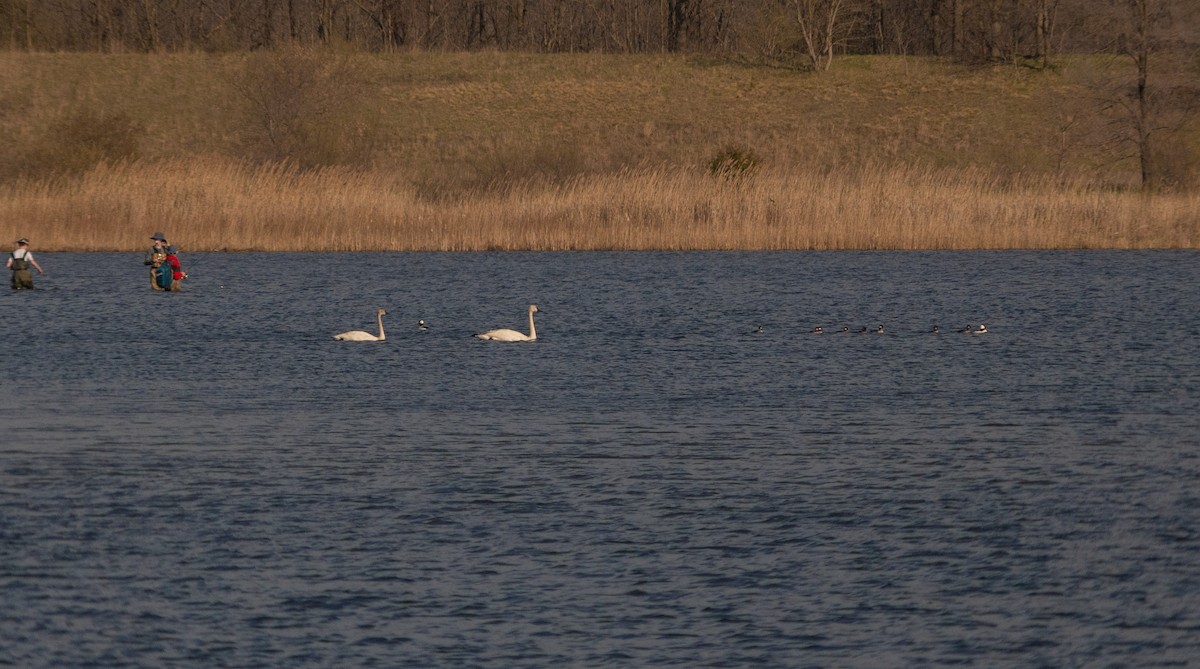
[
  {"x1": 5, "y1": 158, "x2": 1195, "y2": 251},
  {"x1": 0, "y1": 51, "x2": 1197, "y2": 250}
]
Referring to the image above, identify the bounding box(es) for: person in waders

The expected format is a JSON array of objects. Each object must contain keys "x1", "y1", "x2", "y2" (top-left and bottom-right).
[
  {"x1": 8, "y1": 238, "x2": 45, "y2": 290},
  {"x1": 145, "y1": 231, "x2": 174, "y2": 291},
  {"x1": 164, "y1": 245, "x2": 187, "y2": 289}
]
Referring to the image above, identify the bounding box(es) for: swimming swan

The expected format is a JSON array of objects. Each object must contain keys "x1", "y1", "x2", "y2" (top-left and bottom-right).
[
  {"x1": 334, "y1": 308, "x2": 387, "y2": 341},
  {"x1": 475, "y1": 305, "x2": 540, "y2": 341}
]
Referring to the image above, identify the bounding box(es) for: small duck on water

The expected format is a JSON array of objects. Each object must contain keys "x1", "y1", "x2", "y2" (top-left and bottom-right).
[
  {"x1": 974, "y1": 324, "x2": 988, "y2": 334},
  {"x1": 418, "y1": 319, "x2": 428, "y2": 331},
  {"x1": 811, "y1": 326, "x2": 824, "y2": 334},
  {"x1": 930, "y1": 325, "x2": 941, "y2": 333},
  {"x1": 752, "y1": 325, "x2": 765, "y2": 334}
]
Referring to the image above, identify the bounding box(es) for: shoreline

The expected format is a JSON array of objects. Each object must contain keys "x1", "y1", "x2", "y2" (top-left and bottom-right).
[
  {"x1": 22, "y1": 247, "x2": 1200, "y2": 254},
  {"x1": 4, "y1": 160, "x2": 1197, "y2": 252}
]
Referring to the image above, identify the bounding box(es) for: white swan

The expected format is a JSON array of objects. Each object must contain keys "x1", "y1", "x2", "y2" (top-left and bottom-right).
[
  {"x1": 334, "y1": 308, "x2": 387, "y2": 341},
  {"x1": 475, "y1": 304, "x2": 540, "y2": 341}
]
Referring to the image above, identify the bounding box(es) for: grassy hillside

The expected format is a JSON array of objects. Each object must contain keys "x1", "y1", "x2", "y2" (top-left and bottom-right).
[{"x1": 0, "y1": 51, "x2": 1196, "y2": 250}]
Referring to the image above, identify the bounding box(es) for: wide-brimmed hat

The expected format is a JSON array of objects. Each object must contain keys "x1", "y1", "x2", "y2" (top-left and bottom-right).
[
  {"x1": 150, "y1": 231, "x2": 167, "y2": 241},
  {"x1": 166, "y1": 245, "x2": 177, "y2": 254},
  {"x1": 17, "y1": 238, "x2": 28, "y2": 245}
]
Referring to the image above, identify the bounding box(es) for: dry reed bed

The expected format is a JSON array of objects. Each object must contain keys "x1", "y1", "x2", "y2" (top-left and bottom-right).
[{"x1": 1, "y1": 159, "x2": 1196, "y2": 251}]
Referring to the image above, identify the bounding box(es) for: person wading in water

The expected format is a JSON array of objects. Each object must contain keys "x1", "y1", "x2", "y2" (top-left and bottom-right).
[
  {"x1": 8, "y1": 238, "x2": 45, "y2": 290},
  {"x1": 144, "y1": 231, "x2": 178, "y2": 291}
]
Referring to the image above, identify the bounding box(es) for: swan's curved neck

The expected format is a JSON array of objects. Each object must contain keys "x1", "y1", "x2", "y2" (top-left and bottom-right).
[
  {"x1": 527, "y1": 308, "x2": 536, "y2": 340},
  {"x1": 377, "y1": 312, "x2": 386, "y2": 340}
]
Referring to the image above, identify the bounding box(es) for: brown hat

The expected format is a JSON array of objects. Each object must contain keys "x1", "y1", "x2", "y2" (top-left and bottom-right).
[{"x1": 150, "y1": 231, "x2": 167, "y2": 241}]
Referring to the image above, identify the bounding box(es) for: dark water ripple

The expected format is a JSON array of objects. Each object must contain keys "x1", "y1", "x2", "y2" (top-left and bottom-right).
[{"x1": 2, "y1": 251, "x2": 1199, "y2": 668}]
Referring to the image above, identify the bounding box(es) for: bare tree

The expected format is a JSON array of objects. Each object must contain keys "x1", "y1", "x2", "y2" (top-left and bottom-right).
[
  {"x1": 665, "y1": 0, "x2": 686, "y2": 51},
  {"x1": 2, "y1": 0, "x2": 35, "y2": 49},
  {"x1": 790, "y1": 0, "x2": 855, "y2": 70},
  {"x1": 951, "y1": 0, "x2": 964, "y2": 55},
  {"x1": 1123, "y1": 0, "x2": 1155, "y2": 186},
  {"x1": 355, "y1": 0, "x2": 405, "y2": 50},
  {"x1": 316, "y1": 0, "x2": 347, "y2": 44},
  {"x1": 1036, "y1": 0, "x2": 1058, "y2": 67},
  {"x1": 1108, "y1": 0, "x2": 1198, "y2": 189},
  {"x1": 1072, "y1": 0, "x2": 1199, "y2": 189},
  {"x1": 86, "y1": 0, "x2": 120, "y2": 51}
]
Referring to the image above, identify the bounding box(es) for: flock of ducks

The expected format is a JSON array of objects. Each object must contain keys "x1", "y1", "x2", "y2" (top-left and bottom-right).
[
  {"x1": 335, "y1": 305, "x2": 987, "y2": 343},
  {"x1": 334, "y1": 304, "x2": 541, "y2": 342},
  {"x1": 778, "y1": 323, "x2": 988, "y2": 335}
]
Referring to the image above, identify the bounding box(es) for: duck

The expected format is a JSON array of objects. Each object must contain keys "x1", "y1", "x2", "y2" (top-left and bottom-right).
[
  {"x1": 856, "y1": 326, "x2": 868, "y2": 334},
  {"x1": 930, "y1": 325, "x2": 941, "y2": 333},
  {"x1": 837, "y1": 326, "x2": 849, "y2": 333},
  {"x1": 874, "y1": 325, "x2": 885, "y2": 333},
  {"x1": 752, "y1": 325, "x2": 765, "y2": 334},
  {"x1": 974, "y1": 324, "x2": 988, "y2": 334},
  {"x1": 958, "y1": 325, "x2": 972, "y2": 333},
  {"x1": 418, "y1": 319, "x2": 428, "y2": 331},
  {"x1": 811, "y1": 326, "x2": 824, "y2": 334}
]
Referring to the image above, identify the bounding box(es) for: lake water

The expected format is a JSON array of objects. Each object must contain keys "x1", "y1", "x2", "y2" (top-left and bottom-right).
[{"x1": 2, "y1": 251, "x2": 1198, "y2": 668}]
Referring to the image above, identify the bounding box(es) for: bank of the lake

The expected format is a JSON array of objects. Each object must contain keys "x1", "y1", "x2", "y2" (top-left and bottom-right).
[{"x1": 1, "y1": 52, "x2": 1196, "y2": 250}]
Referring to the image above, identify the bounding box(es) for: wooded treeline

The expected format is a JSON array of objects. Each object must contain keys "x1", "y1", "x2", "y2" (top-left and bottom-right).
[
  {"x1": 0, "y1": 0, "x2": 1194, "y2": 66},
  {"x1": 1, "y1": 0, "x2": 1197, "y2": 191}
]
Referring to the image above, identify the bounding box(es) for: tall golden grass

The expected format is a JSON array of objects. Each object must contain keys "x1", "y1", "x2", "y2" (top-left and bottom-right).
[{"x1": 1, "y1": 157, "x2": 1195, "y2": 251}]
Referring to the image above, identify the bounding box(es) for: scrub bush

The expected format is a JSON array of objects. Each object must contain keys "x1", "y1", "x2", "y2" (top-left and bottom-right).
[
  {"x1": 20, "y1": 107, "x2": 142, "y2": 179},
  {"x1": 708, "y1": 146, "x2": 761, "y2": 181},
  {"x1": 230, "y1": 46, "x2": 380, "y2": 168}
]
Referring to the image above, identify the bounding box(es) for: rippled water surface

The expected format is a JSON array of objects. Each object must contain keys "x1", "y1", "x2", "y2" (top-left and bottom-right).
[{"x1": 3, "y1": 251, "x2": 1199, "y2": 668}]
